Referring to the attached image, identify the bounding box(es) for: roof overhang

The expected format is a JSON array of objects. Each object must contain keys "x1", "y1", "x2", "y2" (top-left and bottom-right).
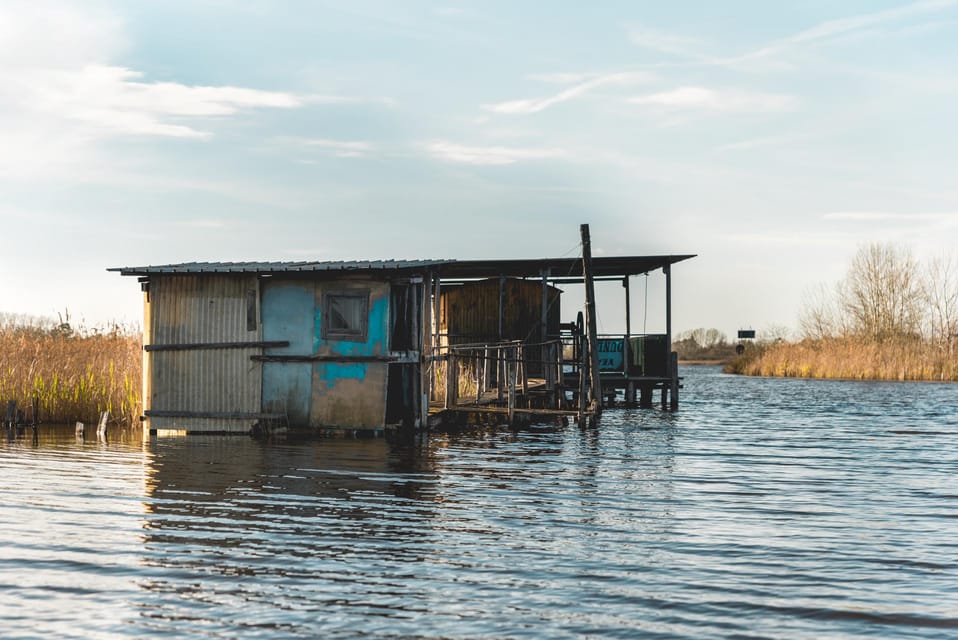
[{"x1": 108, "y1": 255, "x2": 695, "y2": 281}]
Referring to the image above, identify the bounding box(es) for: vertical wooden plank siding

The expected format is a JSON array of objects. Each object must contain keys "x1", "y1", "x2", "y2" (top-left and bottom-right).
[{"x1": 440, "y1": 279, "x2": 560, "y2": 345}]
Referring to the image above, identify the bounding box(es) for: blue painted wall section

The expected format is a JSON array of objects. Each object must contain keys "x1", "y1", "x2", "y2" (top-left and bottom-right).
[{"x1": 261, "y1": 283, "x2": 315, "y2": 425}]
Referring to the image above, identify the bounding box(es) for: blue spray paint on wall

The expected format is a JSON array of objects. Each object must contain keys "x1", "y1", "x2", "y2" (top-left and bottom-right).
[{"x1": 315, "y1": 294, "x2": 389, "y2": 389}]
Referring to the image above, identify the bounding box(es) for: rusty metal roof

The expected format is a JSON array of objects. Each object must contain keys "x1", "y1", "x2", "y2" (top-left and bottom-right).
[
  {"x1": 440, "y1": 255, "x2": 696, "y2": 280},
  {"x1": 108, "y1": 260, "x2": 455, "y2": 277},
  {"x1": 109, "y1": 255, "x2": 695, "y2": 279}
]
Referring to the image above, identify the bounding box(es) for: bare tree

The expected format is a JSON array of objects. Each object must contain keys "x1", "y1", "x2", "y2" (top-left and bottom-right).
[
  {"x1": 840, "y1": 243, "x2": 925, "y2": 341},
  {"x1": 926, "y1": 253, "x2": 958, "y2": 348},
  {"x1": 800, "y1": 283, "x2": 843, "y2": 339}
]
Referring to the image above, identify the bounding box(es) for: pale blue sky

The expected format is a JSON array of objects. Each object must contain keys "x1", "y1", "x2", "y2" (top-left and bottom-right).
[{"x1": 2, "y1": 0, "x2": 956, "y2": 338}]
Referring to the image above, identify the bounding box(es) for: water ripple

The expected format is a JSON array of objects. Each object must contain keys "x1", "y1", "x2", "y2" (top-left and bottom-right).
[{"x1": 1, "y1": 367, "x2": 957, "y2": 638}]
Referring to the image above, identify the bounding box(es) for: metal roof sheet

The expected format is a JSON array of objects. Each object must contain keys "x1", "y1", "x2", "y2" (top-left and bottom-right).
[
  {"x1": 108, "y1": 255, "x2": 696, "y2": 279},
  {"x1": 440, "y1": 255, "x2": 696, "y2": 279},
  {"x1": 108, "y1": 259, "x2": 455, "y2": 277}
]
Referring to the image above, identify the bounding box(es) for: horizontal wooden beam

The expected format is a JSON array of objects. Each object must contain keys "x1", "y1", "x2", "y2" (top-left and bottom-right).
[
  {"x1": 250, "y1": 354, "x2": 397, "y2": 363},
  {"x1": 145, "y1": 410, "x2": 286, "y2": 420},
  {"x1": 145, "y1": 341, "x2": 290, "y2": 352}
]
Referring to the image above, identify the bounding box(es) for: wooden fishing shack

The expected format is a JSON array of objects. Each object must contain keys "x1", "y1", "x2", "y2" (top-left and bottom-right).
[{"x1": 110, "y1": 236, "x2": 693, "y2": 436}]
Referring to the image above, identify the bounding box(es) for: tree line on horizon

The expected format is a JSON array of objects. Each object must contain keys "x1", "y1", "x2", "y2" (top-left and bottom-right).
[
  {"x1": 728, "y1": 243, "x2": 958, "y2": 381},
  {"x1": 801, "y1": 243, "x2": 957, "y2": 346}
]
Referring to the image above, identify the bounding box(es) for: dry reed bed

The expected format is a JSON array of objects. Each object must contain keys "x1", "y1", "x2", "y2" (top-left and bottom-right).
[
  {"x1": 0, "y1": 326, "x2": 142, "y2": 426},
  {"x1": 726, "y1": 338, "x2": 958, "y2": 382}
]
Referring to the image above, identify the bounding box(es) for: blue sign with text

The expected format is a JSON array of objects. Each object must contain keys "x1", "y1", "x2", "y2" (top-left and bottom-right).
[{"x1": 597, "y1": 338, "x2": 624, "y2": 371}]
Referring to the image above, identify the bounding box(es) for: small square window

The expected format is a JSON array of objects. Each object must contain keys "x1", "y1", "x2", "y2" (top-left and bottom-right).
[{"x1": 322, "y1": 291, "x2": 369, "y2": 341}]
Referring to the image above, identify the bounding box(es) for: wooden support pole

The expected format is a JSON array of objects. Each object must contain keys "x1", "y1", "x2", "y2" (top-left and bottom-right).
[
  {"x1": 670, "y1": 351, "x2": 679, "y2": 411},
  {"x1": 520, "y1": 345, "x2": 528, "y2": 397},
  {"x1": 422, "y1": 272, "x2": 432, "y2": 398},
  {"x1": 665, "y1": 262, "x2": 672, "y2": 368},
  {"x1": 433, "y1": 275, "x2": 442, "y2": 350},
  {"x1": 97, "y1": 411, "x2": 109, "y2": 439},
  {"x1": 475, "y1": 350, "x2": 483, "y2": 404},
  {"x1": 663, "y1": 262, "x2": 673, "y2": 412},
  {"x1": 497, "y1": 347, "x2": 505, "y2": 403},
  {"x1": 412, "y1": 280, "x2": 424, "y2": 428},
  {"x1": 554, "y1": 342, "x2": 564, "y2": 409},
  {"x1": 444, "y1": 353, "x2": 458, "y2": 409},
  {"x1": 578, "y1": 328, "x2": 587, "y2": 424},
  {"x1": 508, "y1": 347, "x2": 517, "y2": 425},
  {"x1": 640, "y1": 386, "x2": 653, "y2": 408},
  {"x1": 623, "y1": 276, "x2": 631, "y2": 378},
  {"x1": 541, "y1": 268, "x2": 552, "y2": 391},
  {"x1": 498, "y1": 275, "x2": 506, "y2": 341},
  {"x1": 580, "y1": 224, "x2": 602, "y2": 416},
  {"x1": 483, "y1": 346, "x2": 491, "y2": 393}
]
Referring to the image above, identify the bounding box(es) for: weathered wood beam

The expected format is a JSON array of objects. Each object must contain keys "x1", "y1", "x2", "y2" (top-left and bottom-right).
[
  {"x1": 251, "y1": 354, "x2": 397, "y2": 363},
  {"x1": 145, "y1": 341, "x2": 289, "y2": 352},
  {"x1": 580, "y1": 224, "x2": 602, "y2": 415},
  {"x1": 145, "y1": 410, "x2": 287, "y2": 420}
]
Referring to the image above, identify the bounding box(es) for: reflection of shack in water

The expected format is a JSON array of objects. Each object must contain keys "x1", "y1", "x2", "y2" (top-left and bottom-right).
[
  {"x1": 136, "y1": 437, "x2": 448, "y2": 629},
  {"x1": 141, "y1": 438, "x2": 442, "y2": 559}
]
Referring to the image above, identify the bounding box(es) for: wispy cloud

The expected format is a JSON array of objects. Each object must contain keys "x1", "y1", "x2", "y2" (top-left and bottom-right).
[
  {"x1": 176, "y1": 219, "x2": 229, "y2": 229},
  {"x1": 625, "y1": 1, "x2": 958, "y2": 72},
  {"x1": 730, "y1": 0, "x2": 958, "y2": 66},
  {"x1": 719, "y1": 132, "x2": 807, "y2": 151},
  {"x1": 630, "y1": 86, "x2": 795, "y2": 112},
  {"x1": 434, "y1": 7, "x2": 475, "y2": 19},
  {"x1": 789, "y1": 0, "x2": 956, "y2": 45},
  {"x1": 14, "y1": 65, "x2": 300, "y2": 139},
  {"x1": 303, "y1": 138, "x2": 375, "y2": 158},
  {"x1": 484, "y1": 71, "x2": 654, "y2": 115},
  {"x1": 628, "y1": 24, "x2": 704, "y2": 58},
  {"x1": 0, "y1": 2, "x2": 308, "y2": 145},
  {"x1": 824, "y1": 211, "x2": 958, "y2": 222},
  {"x1": 424, "y1": 141, "x2": 566, "y2": 165},
  {"x1": 302, "y1": 94, "x2": 398, "y2": 107}
]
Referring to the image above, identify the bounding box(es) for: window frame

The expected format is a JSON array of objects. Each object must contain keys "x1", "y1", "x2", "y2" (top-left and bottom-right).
[{"x1": 321, "y1": 290, "x2": 370, "y2": 342}]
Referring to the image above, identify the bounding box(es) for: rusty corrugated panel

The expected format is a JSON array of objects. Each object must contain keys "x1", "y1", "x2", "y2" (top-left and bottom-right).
[{"x1": 146, "y1": 275, "x2": 261, "y2": 432}]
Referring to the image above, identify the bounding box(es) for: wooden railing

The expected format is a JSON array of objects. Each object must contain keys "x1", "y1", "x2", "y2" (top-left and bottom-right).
[{"x1": 428, "y1": 339, "x2": 566, "y2": 418}]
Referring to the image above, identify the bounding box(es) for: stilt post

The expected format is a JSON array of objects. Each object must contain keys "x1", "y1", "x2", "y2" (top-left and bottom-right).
[{"x1": 580, "y1": 224, "x2": 602, "y2": 415}]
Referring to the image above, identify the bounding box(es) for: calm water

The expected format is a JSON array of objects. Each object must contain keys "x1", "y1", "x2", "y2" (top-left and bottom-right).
[{"x1": 1, "y1": 366, "x2": 956, "y2": 639}]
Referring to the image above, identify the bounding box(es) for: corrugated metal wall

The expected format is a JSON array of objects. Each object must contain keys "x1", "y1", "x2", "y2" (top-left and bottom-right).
[{"x1": 146, "y1": 275, "x2": 262, "y2": 433}]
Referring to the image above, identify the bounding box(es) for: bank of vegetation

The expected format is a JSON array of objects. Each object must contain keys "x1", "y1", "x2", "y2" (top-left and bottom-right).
[
  {"x1": 0, "y1": 313, "x2": 142, "y2": 427},
  {"x1": 726, "y1": 243, "x2": 958, "y2": 381},
  {"x1": 673, "y1": 327, "x2": 738, "y2": 363}
]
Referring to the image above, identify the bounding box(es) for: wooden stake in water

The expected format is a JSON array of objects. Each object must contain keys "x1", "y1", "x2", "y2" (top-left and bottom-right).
[{"x1": 97, "y1": 411, "x2": 109, "y2": 439}]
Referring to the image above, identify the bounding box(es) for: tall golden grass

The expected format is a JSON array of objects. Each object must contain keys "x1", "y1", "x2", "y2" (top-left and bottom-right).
[
  {"x1": 725, "y1": 337, "x2": 958, "y2": 382},
  {"x1": 0, "y1": 323, "x2": 142, "y2": 426}
]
